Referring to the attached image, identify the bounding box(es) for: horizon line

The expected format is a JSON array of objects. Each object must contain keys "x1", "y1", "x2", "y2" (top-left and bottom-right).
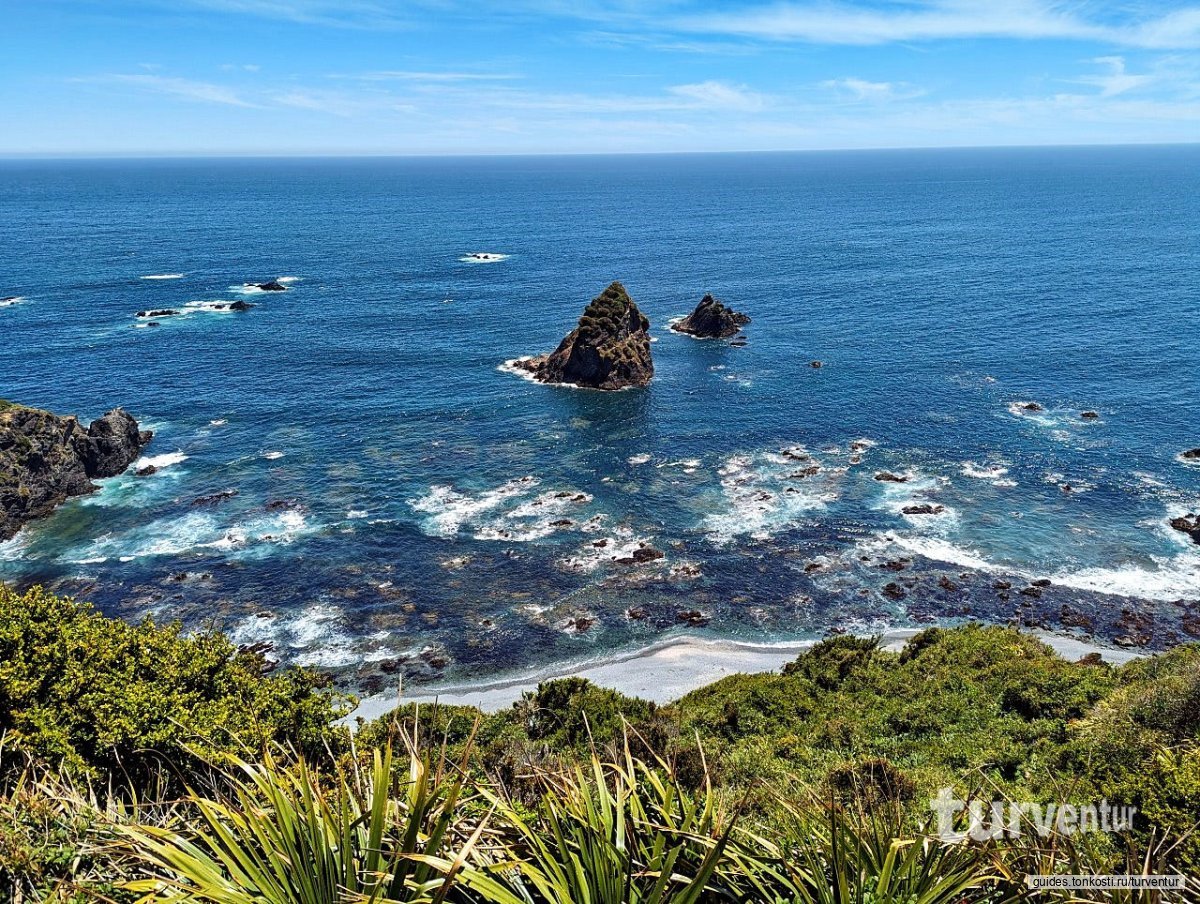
[{"x1": 1, "y1": 140, "x2": 1198, "y2": 162}]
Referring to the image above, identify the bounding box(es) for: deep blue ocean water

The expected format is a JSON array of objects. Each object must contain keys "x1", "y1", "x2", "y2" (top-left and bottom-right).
[{"x1": 2, "y1": 147, "x2": 1198, "y2": 689}]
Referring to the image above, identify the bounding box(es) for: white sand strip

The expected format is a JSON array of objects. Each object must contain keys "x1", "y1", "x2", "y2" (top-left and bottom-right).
[{"x1": 349, "y1": 628, "x2": 1145, "y2": 723}]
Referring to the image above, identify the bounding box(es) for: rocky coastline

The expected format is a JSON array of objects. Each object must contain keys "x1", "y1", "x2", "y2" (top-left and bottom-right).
[{"x1": 0, "y1": 402, "x2": 152, "y2": 541}]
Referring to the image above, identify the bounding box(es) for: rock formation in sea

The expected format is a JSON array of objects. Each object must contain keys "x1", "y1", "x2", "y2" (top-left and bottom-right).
[
  {"x1": 1170, "y1": 514, "x2": 1200, "y2": 545},
  {"x1": 671, "y1": 293, "x2": 750, "y2": 339},
  {"x1": 515, "y1": 281, "x2": 654, "y2": 390},
  {"x1": 0, "y1": 403, "x2": 152, "y2": 541},
  {"x1": 255, "y1": 280, "x2": 288, "y2": 292}
]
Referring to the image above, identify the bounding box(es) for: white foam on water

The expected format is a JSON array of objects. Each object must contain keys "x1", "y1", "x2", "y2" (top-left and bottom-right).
[
  {"x1": 460, "y1": 252, "x2": 510, "y2": 263},
  {"x1": 703, "y1": 449, "x2": 838, "y2": 545},
  {"x1": 276, "y1": 276, "x2": 301, "y2": 283},
  {"x1": 410, "y1": 477, "x2": 537, "y2": 538},
  {"x1": 183, "y1": 300, "x2": 245, "y2": 314},
  {"x1": 263, "y1": 451, "x2": 285, "y2": 460},
  {"x1": 411, "y1": 478, "x2": 596, "y2": 543},
  {"x1": 229, "y1": 603, "x2": 361, "y2": 669},
  {"x1": 0, "y1": 296, "x2": 27, "y2": 307},
  {"x1": 140, "y1": 273, "x2": 184, "y2": 280},
  {"x1": 210, "y1": 419, "x2": 228, "y2": 427},
  {"x1": 346, "y1": 509, "x2": 368, "y2": 519},
  {"x1": 1048, "y1": 556, "x2": 1200, "y2": 602},
  {"x1": 65, "y1": 507, "x2": 317, "y2": 564},
  {"x1": 961, "y1": 461, "x2": 1009, "y2": 481},
  {"x1": 0, "y1": 532, "x2": 32, "y2": 562},
  {"x1": 135, "y1": 451, "x2": 188, "y2": 470},
  {"x1": 499, "y1": 358, "x2": 543, "y2": 384},
  {"x1": 628, "y1": 453, "x2": 652, "y2": 465}
]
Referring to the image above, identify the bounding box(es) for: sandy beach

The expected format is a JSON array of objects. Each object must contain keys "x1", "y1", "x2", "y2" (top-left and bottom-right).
[{"x1": 349, "y1": 628, "x2": 1146, "y2": 723}]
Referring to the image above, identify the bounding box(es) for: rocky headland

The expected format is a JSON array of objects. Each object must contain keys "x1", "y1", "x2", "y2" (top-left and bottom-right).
[
  {"x1": 671, "y1": 293, "x2": 750, "y2": 338},
  {"x1": 515, "y1": 281, "x2": 654, "y2": 390},
  {"x1": 0, "y1": 402, "x2": 152, "y2": 541}
]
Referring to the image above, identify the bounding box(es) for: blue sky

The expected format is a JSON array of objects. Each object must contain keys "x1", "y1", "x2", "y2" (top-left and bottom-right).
[{"x1": 4, "y1": 0, "x2": 1200, "y2": 155}]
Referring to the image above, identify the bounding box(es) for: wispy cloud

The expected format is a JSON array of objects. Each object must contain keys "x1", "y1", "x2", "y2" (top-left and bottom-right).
[
  {"x1": 671, "y1": 1, "x2": 1200, "y2": 49},
  {"x1": 1077, "y1": 56, "x2": 1154, "y2": 97},
  {"x1": 821, "y1": 77, "x2": 922, "y2": 103},
  {"x1": 668, "y1": 80, "x2": 766, "y2": 111},
  {"x1": 72, "y1": 74, "x2": 257, "y2": 107},
  {"x1": 331, "y1": 71, "x2": 522, "y2": 82}
]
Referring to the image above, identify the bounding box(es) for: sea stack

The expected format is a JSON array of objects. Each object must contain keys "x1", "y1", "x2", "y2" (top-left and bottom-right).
[
  {"x1": 672, "y1": 294, "x2": 750, "y2": 339},
  {"x1": 516, "y1": 281, "x2": 654, "y2": 390},
  {"x1": 0, "y1": 403, "x2": 152, "y2": 541}
]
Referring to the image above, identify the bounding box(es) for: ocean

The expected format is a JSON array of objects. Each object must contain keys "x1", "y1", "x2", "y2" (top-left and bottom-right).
[{"x1": 2, "y1": 146, "x2": 1198, "y2": 692}]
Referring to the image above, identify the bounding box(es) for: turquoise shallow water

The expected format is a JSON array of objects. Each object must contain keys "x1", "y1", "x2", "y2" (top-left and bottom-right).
[{"x1": 1, "y1": 147, "x2": 1198, "y2": 690}]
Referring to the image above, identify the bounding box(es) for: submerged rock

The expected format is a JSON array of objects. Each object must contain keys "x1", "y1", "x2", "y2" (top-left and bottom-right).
[
  {"x1": 0, "y1": 404, "x2": 152, "y2": 541},
  {"x1": 515, "y1": 281, "x2": 653, "y2": 390},
  {"x1": 671, "y1": 294, "x2": 750, "y2": 339},
  {"x1": 228, "y1": 299, "x2": 255, "y2": 311}
]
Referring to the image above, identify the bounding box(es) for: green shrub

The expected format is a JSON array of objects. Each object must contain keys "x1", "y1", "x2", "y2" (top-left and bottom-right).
[{"x1": 0, "y1": 585, "x2": 350, "y2": 785}]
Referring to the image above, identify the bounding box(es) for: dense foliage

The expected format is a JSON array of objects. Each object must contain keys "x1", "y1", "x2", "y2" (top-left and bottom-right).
[
  {"x1": 1, "y1": 587, "x2": 1197, "y2": 900},
  {"x1": 0, "y1": 585, "x2": 349, "y2": 781}
]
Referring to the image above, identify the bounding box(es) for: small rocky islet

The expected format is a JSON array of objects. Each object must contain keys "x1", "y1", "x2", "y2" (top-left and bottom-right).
[
  {"x1": 0, "y1": 402, "x2": 152, "y2": 541},
  {"x1": 671, "y1": 293, "x2": 751, "y2": 339}
]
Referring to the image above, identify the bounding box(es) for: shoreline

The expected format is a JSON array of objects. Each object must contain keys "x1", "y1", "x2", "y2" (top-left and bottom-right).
[{"x1": 348, "y1": 627, "x2": 1146, "y2": 722}]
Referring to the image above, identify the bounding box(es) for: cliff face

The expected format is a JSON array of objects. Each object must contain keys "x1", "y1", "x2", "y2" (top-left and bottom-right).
[
  {"x1": 671, "y1": 294, "x2": 750, "y2": 339},
  {"x1": 0, "y1": 404, "x2": 152, "y2": 541},
  {"x1": 517, "y1": 282, "x2": 654, "y2": 390}
]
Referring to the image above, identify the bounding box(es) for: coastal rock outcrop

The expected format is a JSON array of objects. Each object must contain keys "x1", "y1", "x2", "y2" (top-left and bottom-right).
[
  {"x1": 671, "y1": 294, "x2": 750, "y2": 339},
  {"x1": 255, "y1": 280, "x2": 287, "y2": 292},
  {"x1": 0, "y1": 403, "x2": 152, "y2": 541},
  {"x1": 1170, "y1": 514, "x2": 1200, "y2": 545},
  {"x1": 515, "y1": 282, "x2": 654, "y2": 390}
]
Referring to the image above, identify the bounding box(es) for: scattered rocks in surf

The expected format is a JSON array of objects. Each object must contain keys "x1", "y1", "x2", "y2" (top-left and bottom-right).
[
  {"x1": 671, "y1": 293, "x2": 750, "y2": 339},
  {"x1": 882, "y1": 582, "x2": 907, "y2": 601},
  {"x1": 676, "y1": 609, "x2": 710, "y2": 627},
  {"x1": 626, "y1": 606, "x2": 649, "y2": 620},
  {"x1": 1180, "y1": 448, "x2": 1200, "y2": 461},
  {"x1": 1021, "y1": 402, "x2": 1044, "y2": 412},
  {"x1": 137, "y1": 309, "x2": 181, "y2": 318},
  {"x1": 616, "y1": 544, "x2": 665, "y2": 566},
  {"x1": 253, "y1": 280, "x2": 288, "y2": 292},
  {"x1": 901, "y1": 504, "x2": 945, "y2": 516},
  {"x1": 514, "y1": 281, "x2": 654, "y2": 390},
  {"x1": 1169, "y1": 514, "x2": 1200, "y2": 545},
  {"x1": 136, "y1": 465, "x2": 158, "y2": 477},
  {"x1": 874, "y1": 471, "x2": 909, "y2": 483},
  {"x1": 191, "y1": 489, "x2": 240, "y2": 507},
  {"x1": 1081, "y1": 411, "x2": 1100, "y2": 419},
  {"x1": 0, "y1": 404, "x2": 152, "y2": 541}
]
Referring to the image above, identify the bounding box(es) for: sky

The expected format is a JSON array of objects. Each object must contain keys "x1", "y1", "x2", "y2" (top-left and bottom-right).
[{"x1": 3, "y1": 0, "x2": 1200, "y2": 155}]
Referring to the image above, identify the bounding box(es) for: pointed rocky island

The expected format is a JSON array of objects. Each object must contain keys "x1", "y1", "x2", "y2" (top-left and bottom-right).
[
  {"x1": 514, "y1": 281, "x2": 654, "y2": 390},
  {"x1": 0, "y1": 401, "x2": 152, "y2": 541},
  {"x1": 671, "y1": 293, "x2": 750, "y2": 339}
]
